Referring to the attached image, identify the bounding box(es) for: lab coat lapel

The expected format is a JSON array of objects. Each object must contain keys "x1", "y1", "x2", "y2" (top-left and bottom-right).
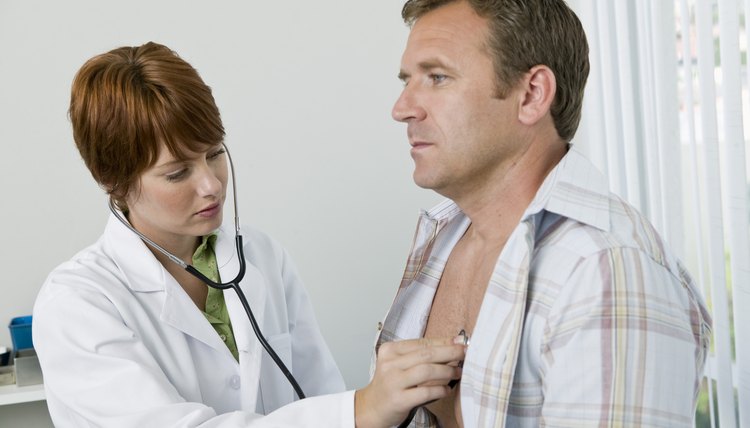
[
  {"x1": 215, "y1": 227, "x2": 267, "y2": 409},
  {"x1": 214, "y1": 228, "x2": 267, "y2": 353},
  {"x1": 105, "y1": 214, "x2": 164, "y2": 292},
  {"x1": 160, "y1": 274, "x2": 230, "y2": 354},
  {"x1": 105, "y1": 213, "x2": 230, "y2": 354}
]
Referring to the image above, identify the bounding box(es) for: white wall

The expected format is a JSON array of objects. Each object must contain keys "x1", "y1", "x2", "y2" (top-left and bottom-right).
[{"x1": 0, "y1": 0, "x2": 441, "y2": 399}]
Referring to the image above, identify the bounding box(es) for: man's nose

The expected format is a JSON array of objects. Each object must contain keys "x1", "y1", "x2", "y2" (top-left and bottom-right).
[{"x1": 392, "y1": 85, "x2": 426, "y2": 123}]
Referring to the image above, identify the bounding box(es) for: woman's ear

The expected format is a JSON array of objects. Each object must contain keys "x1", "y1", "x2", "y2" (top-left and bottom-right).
[{"x1": 517, "y1": 65, "x2": 556, "y2": 126}]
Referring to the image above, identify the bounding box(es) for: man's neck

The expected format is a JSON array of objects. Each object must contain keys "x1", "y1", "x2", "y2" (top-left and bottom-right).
[{"x1": 451, "y1": 141, "x2": 567, "y2": 244}]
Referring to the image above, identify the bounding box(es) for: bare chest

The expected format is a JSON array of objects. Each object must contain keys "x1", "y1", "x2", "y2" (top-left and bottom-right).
[
  {"x1": 422, "y1": 238, "x2": 505, "y2": 428},
  {"x1": 423, "y1": 241, "x2": 502, "y2": 339}
]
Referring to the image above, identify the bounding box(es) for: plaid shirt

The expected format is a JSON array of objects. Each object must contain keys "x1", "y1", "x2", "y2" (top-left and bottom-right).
[{"x1": 375, "y1": 149, "x2": 712, "y2": 427}]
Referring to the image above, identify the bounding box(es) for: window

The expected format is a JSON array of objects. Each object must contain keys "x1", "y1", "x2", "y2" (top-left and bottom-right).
[{"x1": 570, "y1": 1, "x2": 749, "y2": 426}]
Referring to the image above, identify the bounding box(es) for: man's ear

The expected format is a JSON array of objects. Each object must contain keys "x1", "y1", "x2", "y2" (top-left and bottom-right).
[{"x1": 516, "y1": 65, "x2": 556, "y2": 126}]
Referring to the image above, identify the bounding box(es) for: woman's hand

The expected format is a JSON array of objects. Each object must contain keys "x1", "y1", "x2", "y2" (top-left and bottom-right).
[{"x1": 354, "y1": 336, "x2": 466, "y2": 428}]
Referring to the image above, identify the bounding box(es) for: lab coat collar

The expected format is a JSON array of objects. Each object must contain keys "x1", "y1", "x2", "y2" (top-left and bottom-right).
[
  {"x1": 104, "y1": 212, "x2": 245, "y2": 292},
  {"x1": 104, "y1": 213, "x2": 227, "y2": 353},
  {"x1": 104, "y1": 213, "x2": 166, "y2": 293},
  {"x1": 104, "y1": 213, "x2": 266, "y2": 360}
]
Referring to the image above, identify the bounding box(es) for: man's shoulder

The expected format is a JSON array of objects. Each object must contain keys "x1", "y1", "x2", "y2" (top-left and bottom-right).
[
  {"x1": 531, "y1": 192, "x2": 685, "y2": 288},
  {"x1": 540, "y1": 191, "x2": 672, "y2": 258}
]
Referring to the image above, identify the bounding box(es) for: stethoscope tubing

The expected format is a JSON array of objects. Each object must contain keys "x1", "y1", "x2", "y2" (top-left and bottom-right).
[
  {"x1": 108, "y1": 143, "x2": 306, "y2": 400},
  {"x1": 184, "y1": 235, "x2": 306, "y2": 400}
]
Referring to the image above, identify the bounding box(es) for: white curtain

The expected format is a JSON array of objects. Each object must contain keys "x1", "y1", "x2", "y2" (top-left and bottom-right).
[{"x1": 569, "y1": 0, "x2": 749, "y2": 426}]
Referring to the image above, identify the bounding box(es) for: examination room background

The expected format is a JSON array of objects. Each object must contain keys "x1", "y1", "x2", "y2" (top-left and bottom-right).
[
  {"x1": 0, "y1": 1, "x2": 604, "y2": 426},
  {"x1": 0, "y1": 0, "x2": 439, "y2": 423}
]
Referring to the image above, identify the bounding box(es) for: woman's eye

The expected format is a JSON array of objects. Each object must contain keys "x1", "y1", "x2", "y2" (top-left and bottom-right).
[
  {"x1": 208, "y1": 148, "x2": 226, "y2": 160},
  {"x1": 166, "y1": 169, "x2": 188, "y2": 182}
]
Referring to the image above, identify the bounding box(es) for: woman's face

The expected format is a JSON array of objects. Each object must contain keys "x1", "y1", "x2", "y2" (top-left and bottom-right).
[{"x1": 125, "y1": 142, "x2": 228, "y2": 251}]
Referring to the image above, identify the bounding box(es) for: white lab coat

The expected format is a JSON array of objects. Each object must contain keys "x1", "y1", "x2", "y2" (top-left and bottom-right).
[{"x1": 33, "y1": 214, "x2": 354, "y2": 427}]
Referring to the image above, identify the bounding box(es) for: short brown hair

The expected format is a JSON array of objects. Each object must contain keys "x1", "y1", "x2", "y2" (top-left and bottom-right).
[
  {"x1": 69, "y1": 41, "x2": 225, "y2": 209},
  {"x1": 402, "y1": 0, "x2": 589, "y2": 142}
]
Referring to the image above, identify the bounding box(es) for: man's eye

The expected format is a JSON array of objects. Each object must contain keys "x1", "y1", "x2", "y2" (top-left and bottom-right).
[{"x1": 430, "y1": 74, "x2": 447, "y2": 84}]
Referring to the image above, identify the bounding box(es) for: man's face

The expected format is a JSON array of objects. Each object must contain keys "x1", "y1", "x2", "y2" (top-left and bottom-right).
[{"x1": 392, "y1": 1, "x2": 522, "y2": 199}]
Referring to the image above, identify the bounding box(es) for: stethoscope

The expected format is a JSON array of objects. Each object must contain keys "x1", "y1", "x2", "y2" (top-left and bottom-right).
[{"x1": 109, "y1": 143, "x2": 306, "y2": 400}]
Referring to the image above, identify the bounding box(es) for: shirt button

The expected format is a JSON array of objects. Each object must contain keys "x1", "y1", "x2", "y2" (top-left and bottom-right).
[
  {"x1": 377, "y1": 322, "x2": 383, "y2": 331},
  {"x1": 229, "y1": 375, "x2": 241, "y2": 390},
  {"x1": 220, "y1": 334, "x2": 227, "y2": 342}
]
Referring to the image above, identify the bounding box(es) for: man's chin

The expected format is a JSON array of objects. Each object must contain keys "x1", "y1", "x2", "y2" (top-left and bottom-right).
[
  {"x1": 412, "y1": 173, "x2": 433, "y2": 190},
  {"x1": 413, "y1": 173, "x2": 447, "y2": 194}
]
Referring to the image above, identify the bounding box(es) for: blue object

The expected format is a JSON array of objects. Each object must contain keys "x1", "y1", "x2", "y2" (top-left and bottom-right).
[{"x1": 9, "y1": 316, "x2": 33, "y2": 351}]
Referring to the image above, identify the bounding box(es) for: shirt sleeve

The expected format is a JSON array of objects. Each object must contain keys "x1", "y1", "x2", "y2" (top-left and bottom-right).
[{"x1": 538, "y1": 246, "x2": 709, "y2": 427}]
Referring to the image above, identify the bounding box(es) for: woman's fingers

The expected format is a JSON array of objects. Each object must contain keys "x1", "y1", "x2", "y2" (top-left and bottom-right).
[
  {"x1": 378, "y1": 336, "x2": 462, "y2": 357},
  {"x1": 354, "y1": 337, "x2": 467, "y2": 428},
  {"x1": 400, "y1": 361, "x2": 462, "y2": 388},
  {"x1": 378, "y1": 337, "x2": 466, "y2": 371}
]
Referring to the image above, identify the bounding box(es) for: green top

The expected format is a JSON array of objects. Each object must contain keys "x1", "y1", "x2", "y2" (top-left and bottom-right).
[{"x1": 192, "y1": 234, "x2": 239, "y2": 362}]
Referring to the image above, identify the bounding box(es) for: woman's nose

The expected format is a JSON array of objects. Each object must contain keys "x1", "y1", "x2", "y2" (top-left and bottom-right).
[{"x1": 196, "y1": 164, "x2": 223, "y2": 197}]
